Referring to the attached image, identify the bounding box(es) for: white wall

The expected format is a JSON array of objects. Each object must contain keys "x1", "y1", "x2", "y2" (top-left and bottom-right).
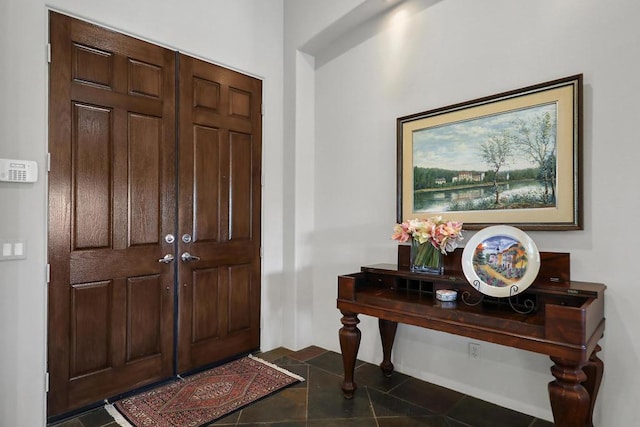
[
  {"x1": 281, "y1": 0, "x2": 369, "y2": 350},
  {"x1": 0, "y1": 1, "x2": 284, "y2": 425},
  {"x1": 303, "y1": 0, "x2": 640, "y2": 425}
]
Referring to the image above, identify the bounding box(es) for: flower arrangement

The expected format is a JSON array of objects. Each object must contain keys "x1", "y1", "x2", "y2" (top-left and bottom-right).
[
  {"x1": 392, "y1": 216, "x2": 464, "y2": 253},
  {"x1": 392, "y1": 216, "x2": 464, "y2": 273}
]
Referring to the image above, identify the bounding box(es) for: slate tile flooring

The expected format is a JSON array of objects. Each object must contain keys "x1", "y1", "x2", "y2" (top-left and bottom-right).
[{"x1": 50, "y1": 346, "x2": 555, "y2": 427}]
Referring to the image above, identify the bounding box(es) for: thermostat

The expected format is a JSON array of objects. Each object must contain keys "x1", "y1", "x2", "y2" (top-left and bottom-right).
[{"x1": 0, "y1": 159, "x2": 38, "y2": 183}]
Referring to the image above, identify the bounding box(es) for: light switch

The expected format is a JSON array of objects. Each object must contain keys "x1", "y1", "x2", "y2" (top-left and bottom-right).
[
  {"x1": 0, "y1": 239, "x2": 26, "y2": 260},
  {"x1": 14, "y1": 242, "x2": 24, "y2": 256}
]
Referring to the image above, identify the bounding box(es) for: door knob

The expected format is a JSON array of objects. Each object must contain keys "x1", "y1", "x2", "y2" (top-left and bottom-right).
[
  {"x1": 158, "y1": 254, "x2": 175, "y2": 264},
  {"x1": 181, "y1": 252, "x2": 201, "y2": 262}
]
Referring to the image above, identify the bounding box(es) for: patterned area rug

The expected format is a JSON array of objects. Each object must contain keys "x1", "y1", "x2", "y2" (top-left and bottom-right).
[{"x1": 106, "y1": 355, "x2": 304, "y2": 427}]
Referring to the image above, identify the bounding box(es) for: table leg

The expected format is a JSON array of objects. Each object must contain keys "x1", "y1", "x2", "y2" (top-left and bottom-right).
[
  {"x1": 339, "y1": 310, "x2": 361, "y2": 399},
  {"x1": 549, "y1": 357, "x2": 590, "y2": 427},
  {"x1": 582, "y1": 345, "x2": 604, "y2": 427},
  {"x1": 379, "y1": 319, "x2": 397, "y2": 377}
]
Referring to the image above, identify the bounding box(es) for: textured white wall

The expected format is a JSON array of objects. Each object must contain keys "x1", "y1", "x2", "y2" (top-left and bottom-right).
[
  {"x1": 309, "y1": 0, "x2": 640, "y2": 425},
  {"x1": 0, "y1": 1, "x2": 283, "y2": 425}
]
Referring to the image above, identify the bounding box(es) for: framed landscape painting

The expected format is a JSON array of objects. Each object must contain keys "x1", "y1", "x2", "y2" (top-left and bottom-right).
[{"x1": 397, "y1": 75, "x2": 583, "y2": 230}]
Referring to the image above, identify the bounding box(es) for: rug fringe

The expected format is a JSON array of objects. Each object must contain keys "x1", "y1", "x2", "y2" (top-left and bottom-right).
[
  {"x1": 104, "y1": 403, "x2": 134, "y2": 427},
  {"x1": 248, "y1": 353, "x2": 306, "y2": 382}
]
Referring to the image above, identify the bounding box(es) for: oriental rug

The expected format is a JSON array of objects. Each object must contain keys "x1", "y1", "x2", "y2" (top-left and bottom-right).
[{"x1": 106, "y1": 354, "x2": 304, "y2": 427}]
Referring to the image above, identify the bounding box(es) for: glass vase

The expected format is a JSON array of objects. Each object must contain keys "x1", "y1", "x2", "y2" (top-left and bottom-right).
[{"x1": 410, "y1": 239, "x2": 443, "y2": 274}]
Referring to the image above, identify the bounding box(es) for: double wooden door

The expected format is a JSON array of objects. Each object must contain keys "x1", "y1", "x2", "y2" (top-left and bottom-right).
[{"x1": 48, "y1": 12, "x2": 262, "y2": 417}]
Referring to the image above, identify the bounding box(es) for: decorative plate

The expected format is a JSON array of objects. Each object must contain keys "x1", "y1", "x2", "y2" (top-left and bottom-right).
[{"x1": 461, "y1": 225, "x2": 540, "y2": 298}]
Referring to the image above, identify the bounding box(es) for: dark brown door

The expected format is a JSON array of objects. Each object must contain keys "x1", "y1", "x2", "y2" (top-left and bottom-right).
[
  {"x1": 177, "y1": 54, "x2": 262, "y2": 373},
  {"x1": 48, "y1": 12, "x2": 177, "y2": 415},
  {"x1": 48, "y1": 12, "x2": 262, "y2": 417}
]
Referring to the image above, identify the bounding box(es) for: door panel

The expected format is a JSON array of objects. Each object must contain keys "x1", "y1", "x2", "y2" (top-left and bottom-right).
[
  {"x1": 177, "y1": 54, "x2": 262, "y2": 373},
  {"x1": 126, "y1": 275, "x2": 163, "y2": 360},
  {"x1": 69, "y1": 281, "x2": 112, "y2": 377},
  {"x1": 128, "y1": 113, "x2": 162, "y2": 245},
  {"x1": 193, "y1": 125, "x2": 222, "y2": 240},
  {"x1": 72, "y1": 103, "x2": 111, "y2": 249},
  {"x1": 228, "y1": 265, "x2": 253, "y2": 331},
  {"x1": 48, "y1": 12, "x2": 176, "y2": 416},
  {"x1": 229, "y1": 131, "x2": 254, "y2": 239},
  {"x1": 192, "y1": 268, "x2": 221, "y2": 342}
]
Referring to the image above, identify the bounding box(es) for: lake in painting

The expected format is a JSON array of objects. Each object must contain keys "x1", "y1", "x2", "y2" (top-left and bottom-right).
[{"x1": 414, "y1": 180, "x2": 549, "y2": 213}]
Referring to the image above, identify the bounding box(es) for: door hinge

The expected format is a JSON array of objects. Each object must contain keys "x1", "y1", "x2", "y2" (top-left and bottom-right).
[
  {"x1": 47, "y1": 152, "x2": 51, "y2": 172},
  {"x1": 47, "y1": 43, "x2": 51, "y2": 64},
  {"x1": 45, "y1": 372, "x2": 49, "y2": 393},
  {"x1": 261, "y1": 103, "x2": 264, "y2": 116},
  {"x1": 46, "y1": 263, "x2": 50, "y2": 284},
  {"x1": 260, "y1": 247, "x2": 263, "y2": 258}
]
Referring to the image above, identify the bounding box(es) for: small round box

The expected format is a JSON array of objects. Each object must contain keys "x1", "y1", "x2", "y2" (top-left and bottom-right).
[{"x1": 436, "y1": 289, "x2": 457, "y2": 302}]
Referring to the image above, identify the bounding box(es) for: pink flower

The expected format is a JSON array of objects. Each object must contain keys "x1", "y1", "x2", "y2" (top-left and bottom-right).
[
  {"x1": 391, "y1": 223, "x2": 411, "y2": 243},
  {"x1": 392, "y1": 217, "x2": 464, "y2": 254}
]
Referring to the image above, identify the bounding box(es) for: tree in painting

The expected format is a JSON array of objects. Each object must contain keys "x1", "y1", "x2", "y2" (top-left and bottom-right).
[
  {"x1": 479, "y1": 130, "x2": 513, "y2": 204},
  {"x1": 512, "y1": 111, "x2": 557, "y2": 204}
]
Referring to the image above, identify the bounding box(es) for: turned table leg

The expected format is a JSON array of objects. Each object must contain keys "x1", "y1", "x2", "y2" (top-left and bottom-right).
[
  {"x1": 582, "y1": 345, "x2": 604, "y2": 427},
  {"x1": 339, "y1": 310, "x2": 361, "y2": 399},
  {"x1": 379, "y1": 319, "x2": 398, "y2": 377},
  {"x1": 549, "y1": 357, "x2": 590, "y2": 427}
]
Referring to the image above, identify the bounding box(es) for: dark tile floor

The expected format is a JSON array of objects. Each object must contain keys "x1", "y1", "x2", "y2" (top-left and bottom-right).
[{"x1": 50, "y1": 346, "x2": 555, "y2": 427}]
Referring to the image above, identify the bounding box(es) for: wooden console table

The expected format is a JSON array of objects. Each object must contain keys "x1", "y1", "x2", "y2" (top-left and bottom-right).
[{"x1": 337, "y1": 247, "x2": 605, "y2": 427}]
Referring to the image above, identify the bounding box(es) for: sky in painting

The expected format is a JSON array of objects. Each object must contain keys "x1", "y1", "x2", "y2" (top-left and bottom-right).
[
  {"x1": 481, "y1": 235, "x2": 520, "y2": 253},
  {"x1": 413, "y1": 103, "x2": 557, "y2": 171}
]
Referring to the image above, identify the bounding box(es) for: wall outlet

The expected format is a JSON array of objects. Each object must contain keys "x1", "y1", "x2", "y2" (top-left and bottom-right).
[{"x1": 469, "y1": 342, "x2": 481, "y2": 360}]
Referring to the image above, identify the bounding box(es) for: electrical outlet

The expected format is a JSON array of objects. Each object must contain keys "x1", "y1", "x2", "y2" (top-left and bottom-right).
[{"x1": 469, "y1": 342, "x2": 481, "y2": 360}]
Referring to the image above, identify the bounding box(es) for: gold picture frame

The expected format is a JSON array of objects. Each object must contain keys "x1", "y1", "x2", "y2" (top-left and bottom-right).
[{"x1": 397, "y1": 75, "x2": 583, "y2": 230}]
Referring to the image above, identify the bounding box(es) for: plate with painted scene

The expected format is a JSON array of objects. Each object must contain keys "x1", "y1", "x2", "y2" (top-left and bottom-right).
[{"x1": 461, "y1": 225, "x2": 540, "y2": 298}]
